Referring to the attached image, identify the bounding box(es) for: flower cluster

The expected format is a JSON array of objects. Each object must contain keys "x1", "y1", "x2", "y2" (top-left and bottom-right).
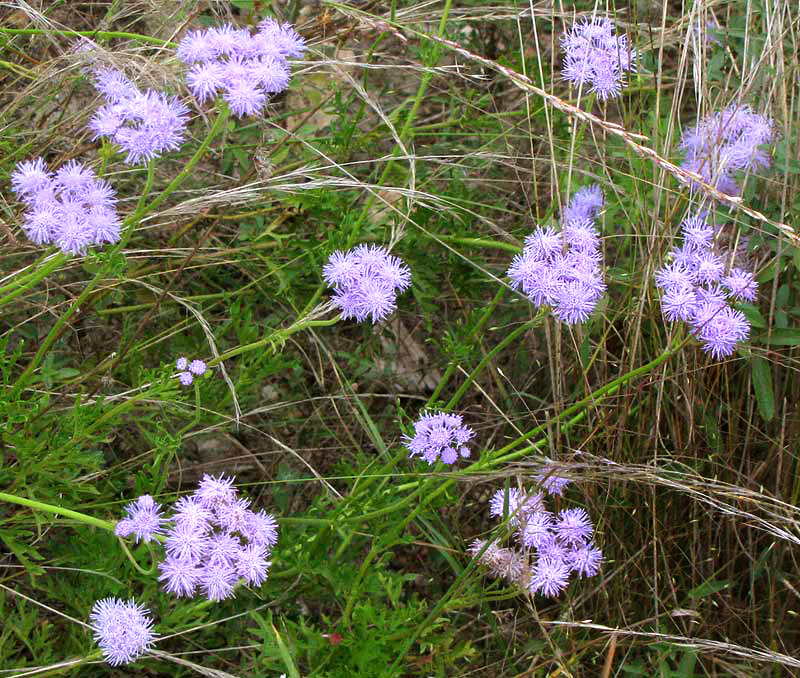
[
  {"x1": 89, "y1": 598, "x2": 156, "y2": 666},
  {"x1": 507, "y1": 185, "x2": 606, "y2": 324},
  {"x1": 560, "y1": 16, "x2": 636, "y2": 100},
  {"x1": 175, "y1": 356, "x2": 208, "y2": 386},
  {"x1": 679, "y1": 105, "x2": 773, "y2": 196},
  {"x1": 655, "y1": 213, "x2": 755, "y2": 359},
  {"x1": 88, "y1": 69, "x2": 189, "y2": 165},
  {"x1": 10, "y1": 157, "x2": 120, "y2": 254},
  {"x1": 533, "y1": 466, "x2": 573, "y2": 496},
  {"x1": 404, "y1": 411, "x2": 474, "y2": 465},
  {"x1": 177, "y1": 20, "x2": 304, "y2": 117},
  {"x1": 323, "y1": 244, "x2": 412, "y2": 323},
  {"x1": 472, "y1": 486, "x2": 602, "y2": 597}
]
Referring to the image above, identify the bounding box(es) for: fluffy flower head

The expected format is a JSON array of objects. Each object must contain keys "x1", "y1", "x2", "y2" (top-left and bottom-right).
[
  {"x1": 90, "y1": 598, "x2": 156, "y2": 666},
  {"x1": 404, "y1": 410, "x2": 474, "y2": 465}
]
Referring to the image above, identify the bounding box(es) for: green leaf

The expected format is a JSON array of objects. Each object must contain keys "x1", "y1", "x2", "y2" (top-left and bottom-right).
[
  {"x1": 753, "y1": 328, "x2": 800, "y2": 346},
  {"x1": 686, "y1": 579, "x2": 730, "y2": 599},
  {"x1": 751, "y1": 356, "x2": 775, "y2": 422}
]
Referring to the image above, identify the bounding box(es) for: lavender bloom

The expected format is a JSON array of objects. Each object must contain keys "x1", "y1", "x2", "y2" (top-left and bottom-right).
[
  {"x1": 679, "y1": 105, "x2": 773, "y2": 196},
  {"x1": 10, "y1": 157, "x2": 120, "y2": 254},
  {"x1": 655, "y1": 212, "x2": 757, "y2": 357},
  {"x1": 404, "y1": 411, "x2": 474, "y2": 465},
  {"x1": 508, "y1": 186, "x2": 605, "y2": 324},
  {"x1": 488, "y1": 489, "x2": 544, "y2": 526},
  {"x1": 178, "y1": 372, "x2": 194, "y2": 386},
  {"x1": 114, "y1": 495, "x2": 164, "y2": 543},
  {"x1": 569, "y1": 543, "x2": 603, "y2": 577},
  {"x1": 530, "y1": 557, "x2": 571, "y2": 597},
  {"x1": 324, "y1": 245, "x2": 411, "y2": 324},
  {"x1": 554, "y1": 508, "x2": 594, "y2": 546},
  {"x1": 534, "y1": 468, "x2": 572, "y2": 496},
  {"x1": 195, "y1": 473, "x2": 237, "y2": 508},
  {"x1": 88, "y1": 70, "x2": 188, "y2": 165},
  {"x1": 560, "y1": 16, "x2": 636, "y2": 100},
  {"x1": 188, "y1": 359, "x2": 207, "y2": 376},
  {"x1": 90, "y1": 598, "x2": 156, "y2": 666},
  {"x1": 519, "y1": 511, "x2": 555, "y2": 549},
  {"x1": 177, "y1": 21, "x2": 303, "y2": 118},
  {"x1": 158, "y1": 556, "x2": 202, "y2": 597},
  {"x1": 152, "y1": 474, "x2": 278, "y2": 603},
  {"x1": 176, "y1": 357, "x2": 188, "y2": 370}
]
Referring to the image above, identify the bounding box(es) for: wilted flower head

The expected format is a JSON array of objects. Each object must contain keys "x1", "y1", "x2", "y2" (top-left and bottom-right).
[
  {"x1": 679, "y1": 104, "x2": 773, "y2": 196},
  {"x1": 10, "y1": 157, "x2": 120, "y2": 254},
  {"x1": 507, "y1": 186, "x2": 605, "y2": 324},
  {"x1": 177, "y1": 20, "x2": 303, "y2": 117},
  {"x1": 404, "y1": 410, "x2": 474, "y2": 465},
  {"x1": 323, "y1": 245, "x2": 411, "y2": 324},
  {"x1": 560, "y1": 16, "x2": 636, "y2": 100},
  {"x1": 655, "y1": 212, "x2": 756, "y2": 358},
  {"x1": 488, "y1": 488, "x2": 544, "y2": 525},
  {"x1": 88, "y1": 69, "x2": 189, "y2": 165},
  {"x1": 90, "y1": 598, "x2": 156, "y2": 666},
  {"x1": 468, "y1": 539, "x2": 528, "y2": 585}
]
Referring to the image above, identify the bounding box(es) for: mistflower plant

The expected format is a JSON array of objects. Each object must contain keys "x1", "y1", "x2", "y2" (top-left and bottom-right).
[
  {"x1": 404, "y1": 411, "x2": 474, "y2": 465},
  {"x1": 89, "y1": 597, "x2": 156, "y2": 666},
  {"x1": 88, "y1": 69, "x2": 189, "y2": 165},
  {"x1": 507, "y1": 185, "x2": 606, "y2": 324},
  {"x1": 177, "y1": 20, "x2": 304, "y2": 118},
  {"x1": 10, "y1": 157, "x2": 120, "y2": 254},
  {"x1": 323, "y1": 244, "x2": 412, "y2": 323},
  {"x1": 472, "y1": 485, "x2": 602, "y2": 598},
  {"x1": 655, "y1": 212, "x2": 756, "y2": 358},
  {"x1": 113, "y1": 474, "x2": 279, "y2": 602},
  {"x1": 679, "y1": 104, "x2": 773, "y2": 196},
  {"x1": 560, "y1": 16, "x2": 636, "y2": 100},
  {"x1": 114, "y1": 494, "x2": 164, "y2": 543},
  {"x1": 534, "y1": 467, "x2": 573, "y2": 496}
]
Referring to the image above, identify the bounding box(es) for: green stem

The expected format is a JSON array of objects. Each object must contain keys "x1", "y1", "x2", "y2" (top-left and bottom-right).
[
  {"x1": 0, "y1": 27, "x2": 172, "y2": 47},
  {"x1": 0, "y1": 253, "x2": 68, "y2": 309},
  {"x1": 0, "y1": 492, "x2": 115, "y2": 531},
  {"x1": 211, "y1": 316, "x2": 339, "y2": 364},
  {"x1": 444, "y1": 310, "x2": 545, "y2": 411}
]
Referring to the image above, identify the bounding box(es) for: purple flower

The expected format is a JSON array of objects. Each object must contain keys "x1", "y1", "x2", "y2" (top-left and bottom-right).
[
  {"x1": 158, "y1": 555, "x2": 202, "y2": 597},
  {"x1": 200, "y1": 560, "x2": 238, "y2": 602},
  {"x1": 207, "y1": 532, "x2": 241, "y2": 565},
  {"x1": 488, "y1": 489, "x2": 544, "y2": 525},
  {"x1": 188, "y1": 359, "x2": 207, "y2": 376},
  {"x1": 507, "y1": 186, "x2": 604, "y2": 324},
  {"x1": 10, "y1": 157, "x2": 120, "y2": 254},
  {"x1": 519, "y1": 510, "x2": 555, "y2": 549},
  {"x1": 165, "y1": 521, "x2": 209, "y2": 562},
  {"x1": 195, "y1": 473, "x2": 237, "y2": 508},
  {"x1": 569, "y1": 543, "x2": 603, "y2": 577},
  {"x1": 89, "y1": 598, "x2": 156, "y2": 666},
  {"x1": 235, "y1": 544, "x2": 271, "y2": 585},
  {"x1": 661, "y1": 285, "x2": 698, "y2": 322},
  {"x1": 679, "y1": 105, "x2": 773, "y2": 196},
  {"x1": 325, "y1": 245, "x2": 411, "y2": 324},
  {"x1": 404, "y1": 411, "x2": 474, "y2": 465},
  {"x1": 691, "y1": 304, "x2": 750, "y2": 359},
  {"x1": 177, "y1": 21, "x2": 301, "y2": 118},
  {"x1": 89, "y1": 72, "x2": 188, "y2": 165},
  {"x1": 534, "y1": 469, "x2": 572, "y2": 496},
  {"x1": 173, "y1": 495, "x2": 213, "y2": 532},
  {"x1": 214, "y1": 496, "x2": 251, "y2": 534},
  {"x1": 554, "y1": 507, "x2": 593, "y2": 546},
  {"x1": 560, "y1": 16, "x2": 636, "y2": 101},
  {"x1": 530, "y1": 557, "x2": 571, "y2": 597},
  {"x1": 114, "y1": 494, "x2": 164, "y2": 543},
  {"x1": 655, "y1": 261, "x2": 695, "y2": 291},
  {"x1": 178, "y1": 371, "x2": 194, "y2": 386},
  {"x1": 242, "y1": 509, "x2": 279, "y2": 549},
  {"x1": 176, "y1": 356, "x2": 188, "y2": 370},
  {"x1": 723, "y1": 268, "x2": 758, "y2": 301}
]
